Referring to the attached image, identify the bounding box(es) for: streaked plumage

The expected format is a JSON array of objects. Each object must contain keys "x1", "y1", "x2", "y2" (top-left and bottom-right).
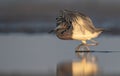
[{"x1": 50, "y1": 10, "x2": 103, "y2": 56}]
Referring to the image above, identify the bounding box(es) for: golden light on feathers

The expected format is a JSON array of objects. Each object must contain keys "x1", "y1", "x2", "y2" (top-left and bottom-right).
[{"x1": 50, "y1": 10, "x2": 103, "y2": 57}]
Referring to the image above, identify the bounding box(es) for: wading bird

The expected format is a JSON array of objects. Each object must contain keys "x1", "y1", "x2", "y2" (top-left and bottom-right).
[{"x1": 49, "y1": 10, "x2": 103, "y2": 57}]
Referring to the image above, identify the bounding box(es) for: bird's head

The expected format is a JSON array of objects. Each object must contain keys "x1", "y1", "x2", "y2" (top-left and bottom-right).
[
  {"x1": 55, "y1": 10, "x2": 73, "y2": 31},
  {"x1": 49, "y1": 10, "x2": 78, "y2": 33}
]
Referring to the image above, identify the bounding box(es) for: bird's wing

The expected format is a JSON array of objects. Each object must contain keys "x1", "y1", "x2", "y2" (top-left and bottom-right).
[
  {"x1": 82, "y1": 16, "x2": 97, "y2": 33},
  {"x1": 55, "y1": 10, "x2": 98, "y2": 33},
  {"x1": 73, "y1": 12, "x2": 97, "y2": 33}
]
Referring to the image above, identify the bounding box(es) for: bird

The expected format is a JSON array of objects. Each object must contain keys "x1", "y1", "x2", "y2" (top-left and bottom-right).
[{"x1": 49, "y1": 10, "x2": 103, "y2": 57}]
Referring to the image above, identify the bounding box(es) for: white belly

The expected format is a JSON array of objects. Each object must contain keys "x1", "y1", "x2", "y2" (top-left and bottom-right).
[
  {"x1": 72, "y1": 23, "x2": 101, "y2": 40},
  {"x1": 72, "y1": 32, "x2": 100, "y2": 40}
]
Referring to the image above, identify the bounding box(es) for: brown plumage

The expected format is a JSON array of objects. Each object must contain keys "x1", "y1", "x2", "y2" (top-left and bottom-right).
[{"x1": 50, "y1": 10, "x2": 103, "y2": 56}]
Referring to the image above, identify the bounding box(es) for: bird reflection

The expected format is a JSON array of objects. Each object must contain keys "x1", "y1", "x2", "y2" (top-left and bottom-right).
[{"x1": 57, "y1": 53, "x2": 99, "y2": 76}]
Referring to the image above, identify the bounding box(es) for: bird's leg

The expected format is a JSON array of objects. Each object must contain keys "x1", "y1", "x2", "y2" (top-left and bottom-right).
[
  {"x1": 75, "y1": 43, "x2": 85, "y2": 58},
  {"x1": 80, "y1": 41, "x2": 93, "y2": 59},
  {"x1": 83, "y1": 40, "x2": 98, "y2": 59},
  {"x1": 75, "y1": 43, "x2": 84, "y2": 51},
  {"x1": 81, "y1": 40, "x2": 90, "y2": 52},
  {"x1": 83, "y1": 43, "x2": 92, "y2": 59},
  {"x1": 87, "y1": 39, "x2": 99, "y2": 46},
  {"x1": 75, "y1": 41, "x2": 90, "y2": 58},
  {"x1": 83, "y1": 45, "x2": 92, "y2": 60},
  {"x1": 75, "y1": 40, "x2": 98, "y2": 58}
]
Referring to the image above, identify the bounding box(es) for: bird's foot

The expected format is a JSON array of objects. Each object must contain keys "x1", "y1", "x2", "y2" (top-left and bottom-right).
[
  {"x1": 88, "y1": 40, "x2": 99, "y2": 46},
  {"x1": 75, "y1": 44, "x2": 90, "y2": 58},
  {"x1": 75, "y1": 44, "x2": 83, "y2": 51}
]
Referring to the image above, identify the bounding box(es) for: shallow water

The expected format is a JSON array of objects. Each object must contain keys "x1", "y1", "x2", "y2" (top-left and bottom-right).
[{"x1": 0, "y1": 34, "x2": 119, "y2": 74}]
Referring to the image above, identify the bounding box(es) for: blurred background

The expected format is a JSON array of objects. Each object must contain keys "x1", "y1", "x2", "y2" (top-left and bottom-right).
[{"x1": 0, "y1": 0, "x2": 120, "y2": 76}]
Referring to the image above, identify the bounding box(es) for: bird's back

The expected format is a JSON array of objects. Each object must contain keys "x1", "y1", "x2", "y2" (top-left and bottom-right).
[
  {"x1": 71, "y1": 15, "x2": 103, "y2": 40},
  {"x1": 55, "y1": 10, "x2": 103, "y2": 40}
]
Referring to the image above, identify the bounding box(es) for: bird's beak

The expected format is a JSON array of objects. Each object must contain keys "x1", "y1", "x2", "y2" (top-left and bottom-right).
[
  {"x1": 55, "y1": 25, "x2": 63, "y2": 30},
  {"x1": 48, "y1": 25, "x2": 63, "y2": 33}
]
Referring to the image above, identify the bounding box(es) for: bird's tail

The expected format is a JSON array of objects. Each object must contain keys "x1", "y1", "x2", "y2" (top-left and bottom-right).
[
  {"x1": 98, "y1": 28, "x2": 112, "y2": 32},
  {"x1": 96, "y1": 28, "x2": 112, "y2": 35},
  {"x1": 94, "y1": 27, "x2": 104, "y2": 33}
]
